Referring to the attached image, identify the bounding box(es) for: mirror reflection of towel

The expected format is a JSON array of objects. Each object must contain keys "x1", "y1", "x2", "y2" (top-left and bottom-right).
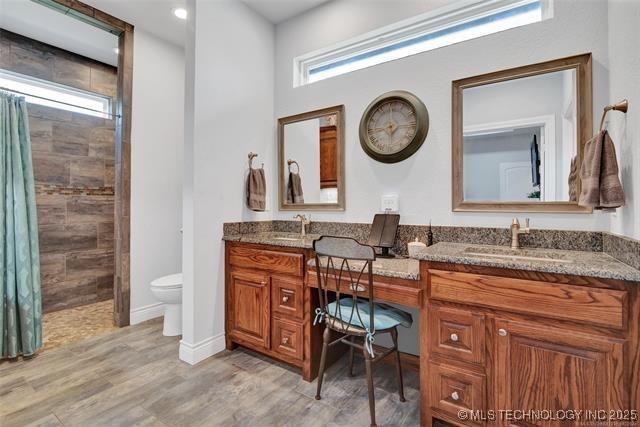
[
  {"x1": 530, "y1": 134, "x2": 540, "y2": 187},
  {"x1": 286, "y1": 172, "x2": 304, "y2": 204},
  {"x1": 246, "y1": 167, "x2": 266, "y2": 211},
  {"x1": 568, "y1": 156, "x2": 579, "y2": 202},
  {"x1": 579, "y1": 130, "x2": 624, "y2": 209}
]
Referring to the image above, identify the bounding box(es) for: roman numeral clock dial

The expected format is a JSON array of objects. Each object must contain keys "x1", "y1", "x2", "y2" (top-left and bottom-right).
[{"x1": 359, "y1": 91, "x2": 429, "y2": 163}]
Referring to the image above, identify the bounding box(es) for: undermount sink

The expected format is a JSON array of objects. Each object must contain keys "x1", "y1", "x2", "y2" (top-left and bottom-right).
[{"x1": 462, "y1": 246, "x2": 574, "y2": 264}]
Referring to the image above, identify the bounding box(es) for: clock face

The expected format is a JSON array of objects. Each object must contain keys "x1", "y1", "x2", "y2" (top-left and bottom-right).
[
  {"x1": 366, "y1": 99, "x2": 417, "y2": 155},
  {"x1": 359, "y1": 91, "x2": 429, "y2": 163}
]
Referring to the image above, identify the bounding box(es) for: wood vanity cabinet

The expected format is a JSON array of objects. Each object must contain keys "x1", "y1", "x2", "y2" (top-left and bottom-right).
[
  {"x1": 421, "y1": 262, "x2": 639, "y2": 427},
  {"x1": 225, "y1": 241, "x2": 318, "y2": 379}
]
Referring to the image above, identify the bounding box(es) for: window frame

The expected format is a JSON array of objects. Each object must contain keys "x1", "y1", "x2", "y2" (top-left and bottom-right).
[
  {"x1": 294, "y1": 0, "x2": 552, "y2": 87},
  {"x1": 0, "y1": 68, "x2": 112, "y2": 118}
]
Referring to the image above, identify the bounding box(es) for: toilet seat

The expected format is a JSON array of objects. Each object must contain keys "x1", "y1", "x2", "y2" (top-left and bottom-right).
[{"x1": 151, "y1": 273, "x2": 182, "y2": 290}]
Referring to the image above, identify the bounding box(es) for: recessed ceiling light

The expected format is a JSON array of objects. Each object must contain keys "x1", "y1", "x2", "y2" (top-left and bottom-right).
[
  {"x1": 173, "y1": 7, "x2": 187, "y2": 20},
  {"x1": 113, "y1": 47, "x2": 120, "y2": 54}
]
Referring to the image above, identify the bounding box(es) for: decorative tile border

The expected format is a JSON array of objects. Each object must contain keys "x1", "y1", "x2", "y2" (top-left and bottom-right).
[{"x1": 36, "y1": 184, "x2": 115, "y2": 196}]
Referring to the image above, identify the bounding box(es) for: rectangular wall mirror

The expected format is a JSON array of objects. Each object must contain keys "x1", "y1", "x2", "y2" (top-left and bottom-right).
[
  {"x1": 278, "y1": 105, "x2": 345, "y2": 210},
  {"x1": 452, "y1": 54, "x2": 592, "y2": 212}
]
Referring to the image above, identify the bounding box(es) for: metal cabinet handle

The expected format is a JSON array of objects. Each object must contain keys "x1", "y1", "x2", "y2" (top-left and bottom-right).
[
  {"x1": 282, "y1": 295, "x2": 290, "y2": 303},
  {"x1": 282, "y1": 337, "x2": 289, "y2": 345},
  {"x1": 451, "y1": 391, "x2": 460, "y2": 401},
  {"x1": 450, "y1": 333, "x2": 459, "y2": 342},
  {"x1": 498, "y1": 328, "x2": 507, "y2": 337}
]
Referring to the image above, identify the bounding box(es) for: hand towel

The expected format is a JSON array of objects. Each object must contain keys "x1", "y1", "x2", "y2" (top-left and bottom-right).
[
  {"x1": 578, "y1": 130, "x2": 625, "y2": 209},
  {"x1": 286, "y1": 172, "x2": 304, "y2": 204},
  {"x1": 568, "y1": 156, "x2": 578, "y2": 202},
  {"x1": 246, "y1": 167, "x2": 266, "y2": 211}
]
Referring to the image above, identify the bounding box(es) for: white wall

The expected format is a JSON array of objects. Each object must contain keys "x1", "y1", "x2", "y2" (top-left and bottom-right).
[
  {"x1": 181, "y1": 0, "x2": 274, "y2": 363},
  {"x1": 130, "y1": 29, "x2": 185, "y2": 323},
  {"x1": 284, "y1": 119, "x2": 321, "y2": 202},
  {"x1": 274, "y1": 0, "x2": 609, "y2": 232},
  {"x1": 607, "y1": 0, "x2": 640, "y2": 240}
]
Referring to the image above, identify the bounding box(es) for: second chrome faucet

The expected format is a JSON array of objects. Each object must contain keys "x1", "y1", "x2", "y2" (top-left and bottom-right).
[
  {"x1": 510, "y1": 217, "x2": 531, "y2": 249},
  {"x1": 294, "y1": 214, "x2": 311, "y2": 237}
]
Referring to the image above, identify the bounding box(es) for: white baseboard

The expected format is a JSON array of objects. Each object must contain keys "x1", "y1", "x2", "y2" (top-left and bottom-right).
[
  {"x1": 179, "y1": 333, "x2": 226, "y2": 365},
  {"x1": 130, "y1": 302, "x2": 164, "y2": 325}
]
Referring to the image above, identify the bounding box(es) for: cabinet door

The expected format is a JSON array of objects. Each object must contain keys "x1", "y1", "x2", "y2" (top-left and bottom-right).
[
  {"x1": 229, "y1": 271, "x2": 270, "y2": 350},
  {"x1": 495, "y1": 319, "x2": 626, "y2": 426}
]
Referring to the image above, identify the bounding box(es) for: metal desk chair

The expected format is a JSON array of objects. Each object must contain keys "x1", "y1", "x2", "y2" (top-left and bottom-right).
[{"x1": 312, "y1": 236, "x2": 413, "y2": 427}]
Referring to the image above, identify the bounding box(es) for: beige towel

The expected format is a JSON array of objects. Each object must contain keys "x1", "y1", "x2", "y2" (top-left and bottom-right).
[
  {"x1": 246, "y1": 167, "x2": 266, "y2": 211},
  {"x1": 568, "y1": 156, "x2": 579, "y2": 202},
  {"x1": 286, "y1": 172, "x2": 304, "y2": 204},
  {"x1": 578, "y1": 130, "x2": 625, "y2": 209}
]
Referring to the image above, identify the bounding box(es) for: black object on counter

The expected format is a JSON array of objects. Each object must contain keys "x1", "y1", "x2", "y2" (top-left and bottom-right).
[
  {"x1": 426, "y1": 221, "x2": 433, "y2": 247},
  {"x1": 367, "y1": 214, "x2": 400, "y2": 258}
]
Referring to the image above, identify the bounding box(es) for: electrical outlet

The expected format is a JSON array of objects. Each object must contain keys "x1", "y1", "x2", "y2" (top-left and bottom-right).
[{"x1": 381, "y1": 195, "x2": 399, "y2": 213}]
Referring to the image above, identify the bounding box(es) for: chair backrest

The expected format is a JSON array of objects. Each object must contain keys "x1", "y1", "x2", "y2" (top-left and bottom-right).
[{"x1": 313, "y1": 236, "x2": 376, "y2": 335}]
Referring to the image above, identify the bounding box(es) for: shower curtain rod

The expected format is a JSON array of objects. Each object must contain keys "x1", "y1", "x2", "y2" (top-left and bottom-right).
[{"x1": 0, "y1": 87, "x2": 119, "y2": 118}]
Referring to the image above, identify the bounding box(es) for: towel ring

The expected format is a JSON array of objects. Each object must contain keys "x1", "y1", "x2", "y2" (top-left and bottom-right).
[
  {"x1": 599, "y1": 99, "x2": 629, "y2": 131},
  {"x1": 288, "y1": 159, "x2": 300, "y2": 174},
  {"x1": 248, "y1": 152, "x2": 263, "y2": 169}
]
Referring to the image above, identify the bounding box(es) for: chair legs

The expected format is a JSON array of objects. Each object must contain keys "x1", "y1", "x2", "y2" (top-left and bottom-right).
[
  {"x1": 363, "y1": 345, "x2": 377, "y2": 427},
  {"x1": 315, "y1": 326, "x2": 330, "y2": 400},
  {"x1": 348, "y1": 335, "x2": 356, "y2": 376},
  {"x1": 390, "y1": 327, "x2": 406, "y2": 402}
]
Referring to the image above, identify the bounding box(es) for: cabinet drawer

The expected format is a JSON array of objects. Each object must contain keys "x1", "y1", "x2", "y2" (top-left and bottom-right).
[
  {"x1": 429, "y1": 363, "x2": 486, "y2": 424},
  {"x1": 272, "y1": 317, "x2": 303, "y2": 361},
  {"x1": 229, "y1": 245, "x2": 304, "y2": 277},
  {"x1": 429, "y1": 305, "x2": 485, "y2": 365},
  {"x1": 272, "y1": 276, "x2": 303, "y2": 320},
  {"x1": 429, "y1": 270, "x2": 627, "y2": 330}
]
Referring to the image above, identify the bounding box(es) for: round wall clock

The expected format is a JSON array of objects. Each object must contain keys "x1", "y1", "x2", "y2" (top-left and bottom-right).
[{"x1": 359, "y1": 90, "x2": 429, "y2": 163}]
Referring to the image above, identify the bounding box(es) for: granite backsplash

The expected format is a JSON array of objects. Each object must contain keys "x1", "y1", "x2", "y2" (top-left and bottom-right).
[{"x1": 224, "y1": 220, "x2": 610, "y2": 254}]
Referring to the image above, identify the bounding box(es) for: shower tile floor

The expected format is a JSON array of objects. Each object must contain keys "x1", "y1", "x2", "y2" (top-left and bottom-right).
[{"x1": 42, "y1": 299, "x2": 117, "y2": 352}]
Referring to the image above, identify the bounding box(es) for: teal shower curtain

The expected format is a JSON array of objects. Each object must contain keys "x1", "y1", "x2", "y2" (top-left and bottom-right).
[{"x1": 1, "y1": 92, "x2": 42, "y2": 358}]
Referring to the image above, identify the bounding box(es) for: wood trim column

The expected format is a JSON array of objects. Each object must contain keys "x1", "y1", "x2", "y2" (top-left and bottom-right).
[{"x1": 114, "y1": 26, "x2": 133, "y2": 326}]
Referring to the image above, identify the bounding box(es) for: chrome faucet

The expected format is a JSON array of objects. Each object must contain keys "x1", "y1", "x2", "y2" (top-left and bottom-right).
[
  {"x1": 293, "y1": 214, "x2": 310, "y2": 237},
  {"x1": 510, "y1": 217, "x2": 531, "y2": 249}
]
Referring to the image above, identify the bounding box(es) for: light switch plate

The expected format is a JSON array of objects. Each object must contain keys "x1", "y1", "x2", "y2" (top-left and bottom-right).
[{"x1": 381, "y1": 195, "x2": 399, "y2": 213}]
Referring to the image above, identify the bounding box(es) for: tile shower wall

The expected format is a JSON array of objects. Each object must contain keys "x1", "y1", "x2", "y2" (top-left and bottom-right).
[{"x1": 0, "y1": 30, "x2": 116, "y2": 313}]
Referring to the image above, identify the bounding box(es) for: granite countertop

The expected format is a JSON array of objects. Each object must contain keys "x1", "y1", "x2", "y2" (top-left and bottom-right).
[
  {"x1": 222, "y1": 232, "x2": 320, "y2": 249},
  {"x1": 411, "y1": 242, "x2": 640, "y2": 282},
  {"x1": 308, "y1": 256, "x2": 420, "y2": 281}
]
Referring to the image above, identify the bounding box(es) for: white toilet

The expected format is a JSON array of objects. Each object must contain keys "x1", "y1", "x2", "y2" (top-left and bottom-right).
[{"x1": 150, "y1": 273, "x2": 182, "y2": 336}]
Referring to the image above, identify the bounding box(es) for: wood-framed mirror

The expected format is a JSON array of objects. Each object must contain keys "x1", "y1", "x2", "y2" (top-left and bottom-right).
[
  {"x1": 452, "y1": 53, "x2": 592, "y2": 213},
  {"x1": 278, "y1": 105, "x2": 345, "y2": 211}
]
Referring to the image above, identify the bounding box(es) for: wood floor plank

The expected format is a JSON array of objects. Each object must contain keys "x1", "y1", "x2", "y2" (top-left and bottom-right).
[{"x1": 1, "y1": 320, "x2": 420, "y2": 427}]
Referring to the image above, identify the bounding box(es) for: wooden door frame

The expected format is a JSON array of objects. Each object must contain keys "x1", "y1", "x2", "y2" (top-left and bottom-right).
[{"x1": 49, "y1": 0, "x2": 134, "y2": 326}]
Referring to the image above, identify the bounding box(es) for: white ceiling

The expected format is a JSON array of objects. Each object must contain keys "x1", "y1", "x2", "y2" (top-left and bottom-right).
[
  {"x1": 0, "y1": 0, "x2": 329, "y2": 63},
  {"x1": 80, "y1": 0, "x2": 187, "y2": 48},
  {"x1": 0, "y1": 0, "x2": 119, "y2": 66},
  {"x1": 241, "y1": 0, "x2": 331, "y2": 24}
]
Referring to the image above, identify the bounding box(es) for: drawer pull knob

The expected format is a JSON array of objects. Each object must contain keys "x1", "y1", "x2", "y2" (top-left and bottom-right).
[
  {"x1": 282, "y1": 337, "x2": 289, "y2": 345},
  {"x1": 451, "y1": 391, "x2": 460, "y2": 401},
  {"x1": 498, "y1": 328, "x2": 507, "y2": 337},
  {"x1": 450, "y1": 333, "x2": 459, "y2": 342},
  {"x1": 282, "y1": 295, "x2": 290, "y2": 303}
]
